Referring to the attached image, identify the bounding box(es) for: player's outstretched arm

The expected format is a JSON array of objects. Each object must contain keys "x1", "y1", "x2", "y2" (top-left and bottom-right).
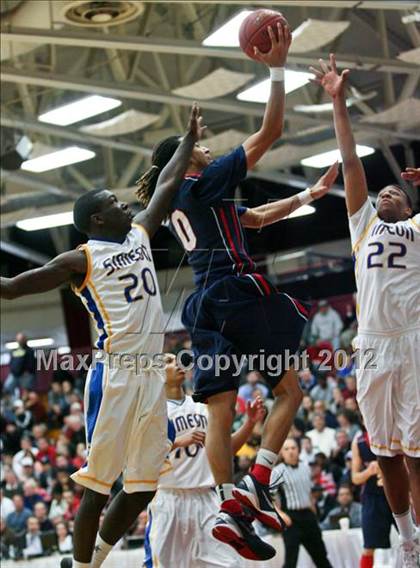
[
  {"x1": 241, "y1": 162, "x2": 339, "y2": 229},
  {"x1": 242, "y1": 23, "x2": 292, "y2": 170},
  {"x1": 310, "y1": 54, "x2": 368, "y2": 216},
  {"x1": 401, "y1": 167, "x2": 420, "y2": 187},
  {"x1": 134, "y1": 103, "x2": 206, "y2": 237},
  {"x1": 0, "y1": 249, "x2": 86, "y2": 300}
]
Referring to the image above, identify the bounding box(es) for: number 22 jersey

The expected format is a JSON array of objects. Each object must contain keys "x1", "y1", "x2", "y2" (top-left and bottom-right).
[
  {"x1": 349, "y1": 198, "x2": 420, "y2": 334},
  {"x1": 72, "y1": 224, "x2": 163, "y2": 355}
]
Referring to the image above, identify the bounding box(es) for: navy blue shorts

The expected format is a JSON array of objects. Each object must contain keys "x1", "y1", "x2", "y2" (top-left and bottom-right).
[
  {"x1": 362, "y1": 492, "x2": 394, "y2": 549},
  {"x1": 181, "y1": 274, "x2": 309, "y2": 403}
]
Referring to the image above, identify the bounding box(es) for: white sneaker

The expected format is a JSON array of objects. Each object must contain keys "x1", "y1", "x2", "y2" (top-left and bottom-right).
[{"x1": 400, "y1": 529, "x2": 420, "y2": 568}]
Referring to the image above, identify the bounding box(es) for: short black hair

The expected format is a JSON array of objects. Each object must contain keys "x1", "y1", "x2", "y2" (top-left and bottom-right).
[
  {"x1": 73, "y1": 189, "x2": 105, "y2": 234},
  {"x1": 383, "y1": 185, "x2": 413, "y2": 210}
]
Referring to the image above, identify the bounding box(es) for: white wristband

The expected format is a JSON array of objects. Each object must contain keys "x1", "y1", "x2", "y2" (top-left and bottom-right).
[
  {"x1": 270, "y1": 67, "x2": 285, "y2": 82},
  {"x1": 297, "y1": 188, "x2": 314, "y2": 206}
]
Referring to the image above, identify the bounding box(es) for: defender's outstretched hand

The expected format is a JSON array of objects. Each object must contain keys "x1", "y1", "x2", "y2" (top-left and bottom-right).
[
  {"x1": 253, "y1": 22, "x2": 292, "y2": 67},
  {"x1": 310, "y1": 54, "x2": 349, "y2": 99},
  {"x1": 401, "y1": 167, "x2": 420, "y2": 187},
  {"x1": 308, "y1": 162, "x2": 340, "y2": 200},
  {"x1": 187, "y1": 102, "x2": 206, "y2": 142}
]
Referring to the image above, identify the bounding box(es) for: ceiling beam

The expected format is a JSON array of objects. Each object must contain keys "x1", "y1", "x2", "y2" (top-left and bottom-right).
[
  {"x1": 1, "y1": 170, "x2": 82, "y2": 198},
  {"x1": 0, "y1": 239, "x2": 51, "y2": 265},
  {"x1": 2, "y1": 69, "x2": 418, "y2": 143},
  {"x1": 2, "y1": 28, "x2": 419, "y2": 75},
  {"x1": 249, "y1": 170, "x2": 378, "y2": 203},
  {"x1": 0, "y1": 115, "x2": 152, "y2": 156}
]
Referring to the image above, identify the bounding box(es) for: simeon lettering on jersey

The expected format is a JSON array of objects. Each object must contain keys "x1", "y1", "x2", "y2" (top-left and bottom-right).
[
  {"x1": 72, "y1": 224, "x2": 163, "y2": 355},
  {"x1": 169, "y1": 146, "x2": 257, "y2": 287},
  {"x1": 349, "y1": 199, "x2": 420, "y2": 333},
  {"x1": 159, "y1": 396, "x2": 214, "y2": 489}
]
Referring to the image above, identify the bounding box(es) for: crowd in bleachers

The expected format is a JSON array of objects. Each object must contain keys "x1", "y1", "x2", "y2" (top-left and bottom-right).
[{"x1": 1, "y1": 295, "x2": 365, "y2": 560}]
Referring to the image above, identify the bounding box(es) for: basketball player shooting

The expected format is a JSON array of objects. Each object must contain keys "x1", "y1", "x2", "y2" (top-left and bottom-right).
[
  {"x1": 0, "y1": 104, "x2": 205, "y2": 568},
  {"x1": 136, "y1": 19, "x2": 339, "y2": 561},
  {"x1": 311, "y1": 54, "x2": 420, "y2": 567}
]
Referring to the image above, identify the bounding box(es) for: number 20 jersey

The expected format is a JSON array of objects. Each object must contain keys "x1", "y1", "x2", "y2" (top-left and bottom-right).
[
  {"x1": 72, "y1": 224, "x2": 164, "y2": 355},
  {"x1": 349, "y1": 198, "x2": 420, "y2": 334}
]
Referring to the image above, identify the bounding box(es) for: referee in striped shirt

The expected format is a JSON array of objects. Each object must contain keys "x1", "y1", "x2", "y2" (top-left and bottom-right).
[{"x1": 271, "y1": 438, "x2": 332, "y2": 568}]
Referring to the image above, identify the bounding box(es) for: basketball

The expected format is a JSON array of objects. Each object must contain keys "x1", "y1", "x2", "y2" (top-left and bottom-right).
[{"x1": 239, "y1": 9, "x2": 289, "y2": 61}]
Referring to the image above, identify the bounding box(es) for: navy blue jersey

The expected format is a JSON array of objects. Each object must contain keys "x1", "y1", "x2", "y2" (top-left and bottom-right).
[
  {"x1": 356, "y1": 431, "x2": 383, "y2": 496},
  {"x1": 169, "y1": 146, "x2": 256, "y2": 287}
]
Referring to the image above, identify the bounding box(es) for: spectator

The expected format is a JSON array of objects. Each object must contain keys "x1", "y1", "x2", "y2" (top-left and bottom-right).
[
  {"x1": 3, "y1": 333, "x2": 36, "y2": 395},
  {"x1": 310, "y1": 301, "x2": 343, "y2": 351},
  {"x1": 36, "y1": 437, "x2": 57, "y2": 466},
  {"x1": 342, "y1": 375, "x2": 357, "y2": 400},
  {"x1": 307, "y1": 413, "x2": 337, "y2": 457},
  {"x1": 336, "y1": 409, "x2": 360, "y2": 441},
  {"x1": 238, "y1": 371, "x2": 269, "y2": 402},
  {"x1": 0, "y1": 516, "x2": 17, "y2": 560},
  {"x1": 313, "y1": 400, "x2": 338, "y2": 429},
  {"x1": 2, "y1": 469, "x2": 22, "y2": 498},
  {"x1": 330, "y1": 430, "x2": 351, "y2": 484},
  {"x1": 299, "y1": 368, "x2": 316, "y2": 392},
  {"x1": 340, "y1": 320, "x2": 357, "y2": 351},
  {"x1": 71, "y1": 443, "x2": 87, "y2": 470},
  {"x1": 310, "y1": 457, "x2": 336, "y2": 497},
  {"x1": 1, "y1": 488, "x2": 15, "y2": 519},
  {"x1": 344, "y1": 397, "x2": 359, "y2": 413},
  {"x1": 321, "y1": 484, "x2": 362, "y2": 530},
  {"x1": 48, "y1": 380, "x2": 67, "y2": 410},
  {"x1": 32, "y1": 423, "x2": 48, "y2": 443},
  {"x1": 6, "y1": 494, "x2": 32, "y2": 534},
  {"x1": 36, "y1": 456, "x2": 55, "y2": 491},
  {"x1": 23, "y1": 516, "x2": 43, "y2": 559},
  {"x1": 12, "y1": 400, "x2": 33, "y2": 433},
  {"x1": 296, "y1": 395, "x2": 313, "y2": 427},
  {"x1": 330, "y1": 387, "x2": 344, "y2": 415},
  {"x1": 33, "y1": 502, "x2": 54, "y2": 532},
  {"x1": 62, "y1": 489, "x2": 80, "y2": 522},
  {"x1": 2, "y1": 422, "x2": 21, "y2": 455},
  {"x1": 310, "y1": 373, "x2": 334, "y2": 406},
  {"x1": 311, "y1": 485, "x2": 337, "y2": 523},
  {"x1": 56, "y1": 521, "x2": 73, "y2": 553},
  {"x1": 12, "y1": 435, "x2": 38, "y2": 480},
  {"x1": 300, "y1": 436, "x2": 316, "y2": 466},
  {"x1": 23, "y1": 479, "x2": 44, "y2": 511},
  {"x1": 336, "y1": 350, "x2": 355, "y2": 379},
  {"x1": 233, "y1": 455, "x2": 253, "y2": 484},
  {"x1": 25, "y1": 392, "x2": 47, "y2": 423},
  {"x1": 48, "y1": 489, "x2": 68, "y2": 522}
]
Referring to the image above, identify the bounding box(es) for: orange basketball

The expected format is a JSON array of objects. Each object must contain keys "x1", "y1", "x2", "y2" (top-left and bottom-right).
[{"x1": 239, "y1": 9, "x2": 288, "y2": 61}]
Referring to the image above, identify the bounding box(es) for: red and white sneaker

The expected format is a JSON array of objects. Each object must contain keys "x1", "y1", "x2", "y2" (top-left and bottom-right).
[
  {"x1": 212, "y1": 510, "x2": 276, "y2": 561},
  {"x1": 233, "y1": 472, "x2": 286, "y2": 532}
]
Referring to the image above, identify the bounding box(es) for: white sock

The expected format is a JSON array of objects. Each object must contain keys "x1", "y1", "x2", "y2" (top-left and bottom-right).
[
  {"x1": 255, "y1": 448, "x2": 278, "y2": 470},
  {"x1": 393, "y1": 510, "x2": 415, "y2": 542},
  {"x1": 73, "y1": 562, "x2": 91, "y2": 568},
  {"x1": 90, "y1": 535, "x2": 113, "y2": 568},
  {"x1": 216, "y1": 483, "x2": 235, "y2": 503}
]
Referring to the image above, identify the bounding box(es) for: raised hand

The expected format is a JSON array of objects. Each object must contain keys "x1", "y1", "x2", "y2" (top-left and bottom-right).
[
  {"x1": 401, "y1": 167, "x2": 420, "y2": 187},
  {"x1": 187, "y1": 102, "x2": 206, "y2": 142},
  {"x1": 246, "y1": 396, "x2": 266, "y2": 424},
  {"x1": 253, "y1": 22, "x2": 292, "y2": 67},
  {"x1": 309, "y1": 162, "x2": 340, "y2": 200},
  {"x1": 310, "y1": 54, "x2": 349, "y2": 99}
]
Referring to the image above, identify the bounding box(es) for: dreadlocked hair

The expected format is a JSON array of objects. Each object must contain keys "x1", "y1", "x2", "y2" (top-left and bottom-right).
[{"x1": 136, "y1": 135, "x2": 182, "y2": 208}]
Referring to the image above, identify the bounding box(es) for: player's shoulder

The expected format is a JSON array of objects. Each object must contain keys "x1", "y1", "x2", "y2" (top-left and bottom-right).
[{"x1": 408, "y1": 213, "x2": 420, "y2": 231}]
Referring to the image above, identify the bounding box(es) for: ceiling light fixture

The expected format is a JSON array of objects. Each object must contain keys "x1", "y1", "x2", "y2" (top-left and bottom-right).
[
  {"x1": 39, "y1": 95, "x2": 121, "y2": 126},
  {"x1": 202, "y1": 10, "x2": 252, "y2": 47},
  {"x1": 301, "y1": 145, "x2": 375, "y2": 168},
  {"x1": 16, "y1": 212, "x2": 74, "y2": 232},
  {"x1": 237, "y1": 70, "x2": 312, "y2": 102},
  {"x1": 21, "y1": 146, "x2": 95, "y2": 173}
]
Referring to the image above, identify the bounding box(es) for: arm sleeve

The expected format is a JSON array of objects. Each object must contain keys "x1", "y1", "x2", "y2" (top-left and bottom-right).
[
  {"x1": 237, "y1": 205, "x2": 248, "y2": 217},
  {"x1": 191, "y1": 146, "x2": 247, "y2": 205},
  {"x1": 348, "y1": 198, "x2": 377, "y2": 251}
]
